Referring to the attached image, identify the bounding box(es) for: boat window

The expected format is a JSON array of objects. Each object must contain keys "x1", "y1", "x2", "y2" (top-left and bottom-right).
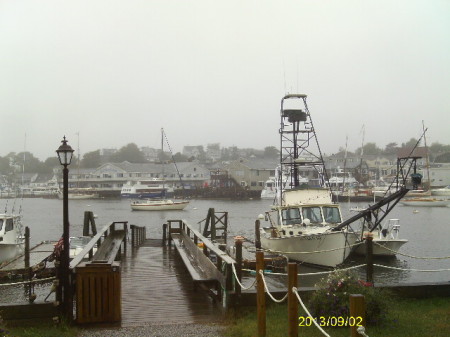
[
  {"x1": 5, "y1": 219, "x2": 13, "y2": 232},
  {"x1": 301, "y1": 207, "x2": 323, "y2": 224},
  {"x1": 0, "y1": 219, "x2": 3, "y2": 231},
  {"x1": 322, "y1": 207, "x2": 341, "y2": 223},
  {"x1": 281, "y1": 208, "x2": 301, "y2": 225}
]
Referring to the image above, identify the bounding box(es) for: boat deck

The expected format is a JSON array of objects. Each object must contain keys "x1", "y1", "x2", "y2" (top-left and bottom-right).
[{"x1": 0, "y1": 241, "x2": 56, "y2": 273}]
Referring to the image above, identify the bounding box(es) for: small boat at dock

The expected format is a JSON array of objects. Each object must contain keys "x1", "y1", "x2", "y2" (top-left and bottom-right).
[{"x1": 0, "y1": 213, "x2": 25, "y2": 264}]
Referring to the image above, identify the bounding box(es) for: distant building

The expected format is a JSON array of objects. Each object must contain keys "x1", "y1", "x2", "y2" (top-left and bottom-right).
[
  {"x1": 140, "y1": 146, "x2": 159, "y2": 162},
  {"x1": 182, "y1": 146, "x2": 203, "y2": 159}
]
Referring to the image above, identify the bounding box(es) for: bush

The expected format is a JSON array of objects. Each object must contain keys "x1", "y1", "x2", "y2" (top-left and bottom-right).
[{"x1": 308, "y1": 269, "x2": 392, "y2": 326}]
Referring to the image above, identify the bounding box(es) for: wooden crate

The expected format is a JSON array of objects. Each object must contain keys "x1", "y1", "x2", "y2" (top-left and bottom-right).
[{"x1": 75, "y1": 262, "x2": 121, "y2": 324}]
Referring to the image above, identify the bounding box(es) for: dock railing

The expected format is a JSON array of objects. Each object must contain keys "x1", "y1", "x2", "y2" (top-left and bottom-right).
[{"x1": 167, "y1": 219, "x2": 236, "y2": 306}]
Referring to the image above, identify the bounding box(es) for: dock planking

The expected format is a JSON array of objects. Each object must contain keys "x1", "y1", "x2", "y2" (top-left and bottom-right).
[
  {"x1": 0, "y1": 241, "x2": 55, "y2": 272},
  {"x1": 120, "y1": 238, "x2": 224, "y2": 327}
]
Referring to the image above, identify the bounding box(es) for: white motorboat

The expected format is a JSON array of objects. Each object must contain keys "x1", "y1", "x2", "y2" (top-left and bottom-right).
[
  {"x1": 258, "y1": 94, "x2": 358, "y2": 268},
  {"x1": 431, "y1": 185, "x2": 450, "y2": 197},
  {"x1": 131, "y1": 199, "x2": 189, "y2": 211},
  {"x1": 399, "y1": 197, "x2": 450, "y2": 207},
  {"x1": 0, "y1": 213, "x2": 25, "y2": 264},
  {"x1": 58, "y1": 188, "x2": 100, "y2": 200},
  {"x1": 354, "y1": 219, "x2": 408, "y2": 256},
  {"x1": 260, "y1": 174, "x2": 308, "y2": 200},
  {"x1": 121, "y1": 179, "x2": 173, "y2": 199}
]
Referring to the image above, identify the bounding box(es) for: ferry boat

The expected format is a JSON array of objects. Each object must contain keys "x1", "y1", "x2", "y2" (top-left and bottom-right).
[
  {"x1": 0, "y1": 214, "x2": 25, "y2": 264},
  {"x1": 121, "y1": 179, "x2": 174, "y2": 199}
]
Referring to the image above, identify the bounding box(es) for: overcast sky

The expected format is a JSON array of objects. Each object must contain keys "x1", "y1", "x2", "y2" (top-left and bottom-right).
[{"x1": 1, "y1": 1, "x2": 449, "y2": 161}]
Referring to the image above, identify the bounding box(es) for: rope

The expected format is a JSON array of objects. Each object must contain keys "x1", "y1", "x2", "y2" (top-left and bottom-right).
[
  {"x1": 231, "y1": 263, "x2": 257, "y2": 290},
  {"x1": 260, "y1": 241, "x2": 362, "y2": 255},
  {"x1": 373, "y1": 242, "x2": 450, "y2": 260},
  {"x1": 243, "y1": 264, "x2": 366, "y2": 277},
  {"x1": 0, "y1": 276, "x2": 56, "y2": 287},
  {"x1": 259, "y1": 270, "x2": 288, "y2": 303},
  {"x1": 373, "y1": 264, "x2": 450, "y2": 272},
  {"x1": 292, "y1": 287, "x2": 331, "y2": 337},
  {"x1": 357, "y1": 326, "x2": 370, "y2": 337}
]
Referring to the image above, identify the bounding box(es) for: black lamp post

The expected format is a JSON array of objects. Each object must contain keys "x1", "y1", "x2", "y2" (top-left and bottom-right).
[{"x1": 56, "y1": 136, "x2": 74, "y2": 319}]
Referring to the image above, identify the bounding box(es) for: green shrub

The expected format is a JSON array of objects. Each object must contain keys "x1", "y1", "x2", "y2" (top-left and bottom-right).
[{"x1": 308, "y1": 269, "x2": 392, "y2": 326}]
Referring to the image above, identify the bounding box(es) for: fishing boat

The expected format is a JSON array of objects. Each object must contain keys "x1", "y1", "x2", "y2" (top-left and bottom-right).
[
  {"x1": 0, "y1": 213, "x2": 25, "y2": 264},
  {"x1": 258, "y1": 94, "x2": 358, "y2": 268},
  {"x1": 352, "y1": 215, "x2": 408, "y2": 256},
  {"x1": 399, "y1": 197, "x2": 450, "y2": 207},
  {"x1": 130, "y1": 128, "x2": 189, "y2": 211}
]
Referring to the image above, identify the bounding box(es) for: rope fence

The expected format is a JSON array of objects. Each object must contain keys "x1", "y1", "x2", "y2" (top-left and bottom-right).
[
  {"x1": 372, "y1": 242, "x2": 450, "y2": 259},
  {"x1": 0, "y1": 276, "x2": 56, "y2": 287}
]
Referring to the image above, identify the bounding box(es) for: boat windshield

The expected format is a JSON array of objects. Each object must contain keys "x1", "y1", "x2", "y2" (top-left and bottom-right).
[
  {"x1": 281, "y1": 208, "x2": 301, "y2": 225},
  {"x1": 301, "y1": 207, "x2": 323, "y2": 224},
  {"x1": 322, "y1": 207, "x2": 341, "y2": 224}
]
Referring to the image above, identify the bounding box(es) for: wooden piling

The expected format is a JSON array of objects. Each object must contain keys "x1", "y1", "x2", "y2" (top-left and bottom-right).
[
  {"x1": 162, "y1": 223, "x2": 167, "y2": 246},
  {"x1": 24, "y1": 227, "x2": 30, "y2": 269},
  {"x1": 256, "y1": 251, "x2": 266, "y2": 337},
  {"x1": 350, "y1": 294, "x2": 366, "y2": 337},
  {"x1": 255, "y1": 220, "x2": 261, "y2": 249},
  {"x1": 235, "y1": 239, "x2": 243, "y2": 301},
  {"x1": 288, "y1": 263, "x2": 298, "y2": 337},
  {"x1": 365, "y1": 234, "x2": 374, "y2": 284}
]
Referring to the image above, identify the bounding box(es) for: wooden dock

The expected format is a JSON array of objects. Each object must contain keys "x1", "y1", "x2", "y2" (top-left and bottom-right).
[
  {"x1": 0, "y1": 241, "x2": 56, "y2": 278},
  {"x1": 120, "y1": 238, "x2": 224, "y2": 326}
]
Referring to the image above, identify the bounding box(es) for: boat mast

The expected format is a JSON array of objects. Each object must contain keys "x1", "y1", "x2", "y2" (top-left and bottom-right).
[
  {"x1": 161, "y1": 128, "x2": 165, "y2": 196},
  {"x1": 422, "y1": 121, "x2": 430, "y2": 190}
]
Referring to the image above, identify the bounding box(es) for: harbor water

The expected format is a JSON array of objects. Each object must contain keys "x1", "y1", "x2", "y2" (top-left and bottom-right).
[{"x1": 4, "y1": 197, "x2": 450, "y2": 289}]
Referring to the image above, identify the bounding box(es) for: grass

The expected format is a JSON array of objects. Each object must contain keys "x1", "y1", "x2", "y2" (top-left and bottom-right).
[
  {"x1": 0, "y1": 319, "x2": 79, "y2": 337},
  {"x1": 223, "y1": 296, "x2": 450, "y2": 337}
]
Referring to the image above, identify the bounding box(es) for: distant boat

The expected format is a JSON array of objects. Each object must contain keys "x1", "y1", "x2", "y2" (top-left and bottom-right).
[
  {"x1": 0, "y1": 213, "x2": 25, "y2": 264},
  {"x1": 131, "y1": 199, "x2": 189, "y2": 211},
  {"x1": 121, "y1": 179, "x2": 173, "y2": 199},
  {"x1": 431, "y1": 185, "x2": 450, "y2": 197},
  {"x1": 59, "y1": 188, "x2": 99, "y2": 200},
  {"x1": 130, "y1": 128, "x2": 189, "y2": 211},
  {"x1": 400, "y1": 197, "x2": 450, "y2": 207}
]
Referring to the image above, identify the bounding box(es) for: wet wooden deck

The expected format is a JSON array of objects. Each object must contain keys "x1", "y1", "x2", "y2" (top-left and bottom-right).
[{"x1": 120, "y1": 239, "x2": 224, "y2": 327}]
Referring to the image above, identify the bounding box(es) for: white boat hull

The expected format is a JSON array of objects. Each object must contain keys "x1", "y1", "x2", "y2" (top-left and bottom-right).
[
  {"x1": 355, "y1": 239, "x2": 408, "y2": 256},
  {"x1": 0, "y1": 243, "x2": 24, "y2": 264},
  {"x1": 131, "y1": 200, "x2": 189, "y2": 211},
  {"x1": 400, "y1": 199, "x2": 450, "y2": 207},
  {"x1": 260, "y1": 228, "x2": 357, "y2": 267}
]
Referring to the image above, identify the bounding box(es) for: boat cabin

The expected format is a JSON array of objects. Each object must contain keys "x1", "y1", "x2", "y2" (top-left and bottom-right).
[{"x1": 269, "y1": 204, "x2": 342, "y2": 227}]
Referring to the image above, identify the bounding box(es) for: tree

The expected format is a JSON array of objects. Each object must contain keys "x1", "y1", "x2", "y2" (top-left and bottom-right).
[
  {"x1": 401, "y1": 138, "x2": 419, "y2": 148},
  {"x1": 172, "y1": 152, "x2": 189, "y2": 162},
  {"x1": 355, "y1": 143, "x2": 381, "y2": 156},
  {"x1": 81, "y1": 150, "x2": 101, "y2": 168},
  {"x1": 264, "y1": 146, "x2": 279, "y2": 158},
  {"x1": 109, "y1": 143, "x2": 147, "y2": 163},
  {"x1": 14, "y1": 152, "x2": 47, "y2": 173},
  {"x1": 383, "y1": 142, "x2": 398, "y2": 155}
]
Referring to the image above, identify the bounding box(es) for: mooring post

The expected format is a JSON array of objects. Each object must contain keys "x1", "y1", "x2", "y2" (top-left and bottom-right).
[
  {"x1": 365, "y1": 234, "x2": 374, "y2": 284},
  {"x1": 288, "y1": 262, "x2": 298, "y2": 337},
  {"x1": 235, "y1": 238, "x2": 243, "y2": 302},
  {"x1": 162, "y1": 223, "x2": 167, "y2": 246},
  {"x1": 350, "y1": 294, "x2": 366, "y2": 337},
  {"x1": 255, "y1": 220, "x2": 261, "y2": 249},
  {"x1": 25, "y1": 226, "x2": 30, "y2": 269},
  {"x1": 256, "y1": 250, "x2": 266, "y2": 337},
  {"x1": 131, "y1": 225, "x2": 135, "y2": 247}
]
